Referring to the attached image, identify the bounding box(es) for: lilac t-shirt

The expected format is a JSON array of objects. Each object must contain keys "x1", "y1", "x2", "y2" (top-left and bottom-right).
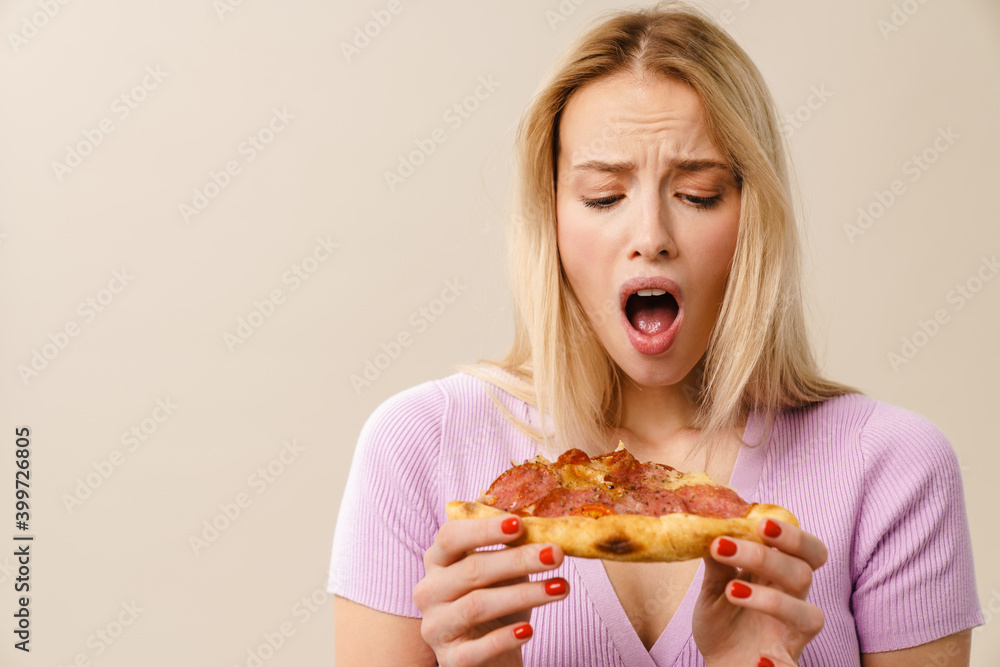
[{"x1": 328, "y1": 372, "x2": 983, "y2": 665}]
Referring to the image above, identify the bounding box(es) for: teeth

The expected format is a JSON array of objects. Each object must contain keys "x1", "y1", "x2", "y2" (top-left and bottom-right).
[{"x1": 636, "y1": 288, "x2": 667, "y2": 297}]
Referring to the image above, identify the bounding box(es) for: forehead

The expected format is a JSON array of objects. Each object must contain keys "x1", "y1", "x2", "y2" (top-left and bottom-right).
[{"x1": 558, "y1": 71, "x2": 721, "y2": 166}]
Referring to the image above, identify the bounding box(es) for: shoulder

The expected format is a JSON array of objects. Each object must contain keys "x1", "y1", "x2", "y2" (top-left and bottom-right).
[
  {"x1": 363, "y1": 369, "x2": 524, "y2": 425},
  {"x1": 779, "y1": 392, "x2": 957, "y2": 467},
  {"x1": 358, "y1": 370, "x2": 532, "y2": 460},
  {"x1": 763, "y1": 393, "x2": 964, "y2": 515},
  {"x1": 817, "y1": 393, "x2": 958, "y2": 475},
  {"x1": 353, "y1": 370, "x2": 539, "y2": 519},
  {"x1": 360, "y1": 377, "x2": 448, "y2": 446},
  {"x1": 854, "y1": 398, "x2": 956, "y2": 464}
]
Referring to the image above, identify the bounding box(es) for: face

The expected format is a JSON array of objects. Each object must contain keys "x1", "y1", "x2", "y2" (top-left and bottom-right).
[{"x1": 555, "y1": 71, "x2": 742, "y2": 391}]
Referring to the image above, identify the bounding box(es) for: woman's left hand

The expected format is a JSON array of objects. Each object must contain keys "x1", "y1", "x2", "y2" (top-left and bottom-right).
[{"x1": 692, "y1": 518, "x2": 829, "y2": 667}]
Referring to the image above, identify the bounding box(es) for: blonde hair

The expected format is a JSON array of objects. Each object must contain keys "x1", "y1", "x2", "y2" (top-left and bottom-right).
[{"x1": 459, "y1": 0, "x2": 857, "y2": 456}]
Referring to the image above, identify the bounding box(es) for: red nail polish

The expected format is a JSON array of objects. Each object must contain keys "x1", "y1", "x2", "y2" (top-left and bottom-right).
[
  {"x1": 730, "y1": 581, "x2": 752, "y2": 599},
  {"x1": 539, "y1": 546, "x2": 554, "y2": 565},
  {"x1": 501, "y1": 517, "x2": 519, "y2": 534},
  {"x1": 544, "y1": 579, "x2": 567, "y2": 596},
  {"x1": 717, "y1": 537, "x2": 737, "y2": 557},
  {"x1": 758, "y1": 658, "x2": 774, "y2": 667},
  {"x1": 513, "y1": 623, "x2": 532, "y2": 640},
  {"x1": 764, "y1": 519, "x2": 782, "y2": 539}
]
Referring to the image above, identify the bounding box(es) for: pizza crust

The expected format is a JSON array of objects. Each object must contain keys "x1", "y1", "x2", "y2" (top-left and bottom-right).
[{"x1": 445, "y1": 500, "x2": 799, "y2": 562}]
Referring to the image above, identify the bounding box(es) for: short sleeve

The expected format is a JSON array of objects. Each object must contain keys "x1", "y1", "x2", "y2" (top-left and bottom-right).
[
  {"x1": 327, "y1": 381, "x2": 447, "y2": 617},
  {"x1": 852, "y1": 404, "x2": 983, "y2": 652}
]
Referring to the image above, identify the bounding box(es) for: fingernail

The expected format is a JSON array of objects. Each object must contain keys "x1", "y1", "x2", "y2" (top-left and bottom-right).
[
  {"x1": 764, "y1": 519, "x2": 782, "y2": 539},
  {"x1": 539, "y1": 546, "x2": 554, "y2": 565},
  {"x1": 717, "y1": 537, "x2": 737, "y2": 557},
  {"x1": 758, "y1": 658, "x2": 775, "y2": 667},
  {"x1": 730, "y1": 581, "x2": 752, "y2": 599},
  {"x1": 513, "y1": 623, "x2": 533, "y2": 640},
  {"x1": 501, "y1": 517, "x2": 520, "y2": 534},
  {"x1": 544, "y1": 579, "x2": 567, "y2": 596}
]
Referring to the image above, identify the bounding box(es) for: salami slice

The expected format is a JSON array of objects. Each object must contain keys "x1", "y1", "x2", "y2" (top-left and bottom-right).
[
  {"x1": 614, "y1": 487, "x2": 686, "y2": 516},
  {"x1": 533, "y1": 487, "x2": 614, "y2": 517},
  {"x1": 479, "y1": 463, "x2": 559, "y2": 512},
  {"x1": 603, "y1": 451, "x2": 678, "y2": 490},
  {"x1": 555, "y1": 448, "x2": 591, "y2": 465},
  {"x1": 676, "y1": 484, "x2": 751, "y2": 519}
]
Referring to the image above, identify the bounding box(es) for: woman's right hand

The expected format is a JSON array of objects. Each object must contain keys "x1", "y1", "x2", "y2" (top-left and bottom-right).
[{"x1": 412, "y1": 514, "x2": 570, "y2": 667}]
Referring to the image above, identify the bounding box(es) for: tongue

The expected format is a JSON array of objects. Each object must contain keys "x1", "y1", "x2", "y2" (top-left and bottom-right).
[{"x1": 626, "y1": 295, "x2": 678, "y2": 335}]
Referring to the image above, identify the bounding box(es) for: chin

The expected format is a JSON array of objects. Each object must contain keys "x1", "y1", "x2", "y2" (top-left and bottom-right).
[{"x1": 613, "y1": 348, "x2": 696, "y2": 390}]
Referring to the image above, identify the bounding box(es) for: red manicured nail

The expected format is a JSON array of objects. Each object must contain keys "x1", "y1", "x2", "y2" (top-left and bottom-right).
[
  {"x1": 717, "y1": 537, "x2": 737, "y2": 557},
  {"x1": 544, "y1": 579, "x2": 567, "y2": 596},
  {"x1": 539, "y1": 546, "x2": 554, "y2": 565},
  {"x1": 758, "y1": 658, "x2": 775, "y2": 667},
  {"x1": 730, "y1": 581, "x2": 752, "y2": 599},
  {"x1": 513, "y1": 623, "x2": 532, "y2": 640},
  {"x1": 764, "y1": 519, "x2": 782, "y2": 539},
  {"x1": 501, "y1": 517, "x2": 519, "y2": 534}
]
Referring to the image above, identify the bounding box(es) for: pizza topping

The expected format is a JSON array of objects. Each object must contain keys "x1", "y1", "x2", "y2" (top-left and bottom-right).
[
  {"x1": 480, "y1": 463, "x2": 560, "y2": 512},
  {"x1": 555, "y1": 448, "x2": 591, "y2": 465},
  {"x1": 604, "y1": 451, "x2": 707, "y2": 491},
  {"x1": 570, "y1": 503, "x2": 617, "y2": 518},
  {"x1": 676, "y1": 484, "x2": 751, "y2": 519},
  {"x1": 615, "y1": 487, "x2": 687, "y2": 515},
  {"x1": 533, "y1": 487, "x2": 613, "y2": 518},
  {"x1": 479, "y1": 445, "x2": 752, "y2": 520}
]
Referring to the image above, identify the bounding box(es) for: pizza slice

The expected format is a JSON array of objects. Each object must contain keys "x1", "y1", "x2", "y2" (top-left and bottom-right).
[{"x1": 446, "y1": 443, "x2": 797, "y2": 562}]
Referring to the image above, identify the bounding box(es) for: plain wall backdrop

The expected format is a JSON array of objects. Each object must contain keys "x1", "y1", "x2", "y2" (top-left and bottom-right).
[{"x1": 1, "y1": 0, "x2": 998, "y2": 664}]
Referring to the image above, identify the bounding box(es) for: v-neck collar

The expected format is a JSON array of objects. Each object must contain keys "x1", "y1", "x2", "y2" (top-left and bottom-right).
[{"x1": 570, "y1": 409, "x2": 772, "y2": 665}]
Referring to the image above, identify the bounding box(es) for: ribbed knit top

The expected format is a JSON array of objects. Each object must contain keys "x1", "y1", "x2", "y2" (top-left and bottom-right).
[{"x1": 328, "y1": 372, "x2": 982, "y2": 665}]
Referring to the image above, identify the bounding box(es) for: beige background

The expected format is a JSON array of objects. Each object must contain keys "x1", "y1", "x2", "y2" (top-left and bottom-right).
[{"x1": 0, "y1": 0, "x2": 997, "y2": 664}]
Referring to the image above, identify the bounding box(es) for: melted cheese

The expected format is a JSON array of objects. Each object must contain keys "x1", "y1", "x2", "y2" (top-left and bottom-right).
[
  {"x1": 660, "y1": 471, "x2": 714, "y2": 490},
  {"x1": 556, "y1": 461, "x2": 717, "y2": 496},
  {"x1": 558, "y1": 462, "x2": 612, "y2": 490}
]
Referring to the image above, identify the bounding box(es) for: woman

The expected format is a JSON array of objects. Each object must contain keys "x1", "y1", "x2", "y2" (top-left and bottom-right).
[{"x1": 329, "y1": 2, "x2": 982, "y2": 665}]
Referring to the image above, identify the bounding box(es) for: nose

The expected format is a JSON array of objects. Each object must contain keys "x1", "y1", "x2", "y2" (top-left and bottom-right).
[{"x1": 629, "y1": 190, "x2": 677, "y2": 260}]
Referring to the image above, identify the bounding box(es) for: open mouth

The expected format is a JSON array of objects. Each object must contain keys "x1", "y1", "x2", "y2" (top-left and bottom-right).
[{"x1": 624, "y1": 288, "x2": 679, "y2": 335}]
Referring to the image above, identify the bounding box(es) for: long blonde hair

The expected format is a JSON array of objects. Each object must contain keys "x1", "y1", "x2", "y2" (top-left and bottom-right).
[{"x1": 460, "y1": 0, "x2": 857, "y2": 456}]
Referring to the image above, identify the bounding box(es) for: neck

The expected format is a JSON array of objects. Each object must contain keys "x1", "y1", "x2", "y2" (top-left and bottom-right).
[
  {"x1": 610, "y1": 372, "x2": 744, "y2": 474},
  {"x1": 618, "y1": 380, "x2": 697, "y2": 445}
]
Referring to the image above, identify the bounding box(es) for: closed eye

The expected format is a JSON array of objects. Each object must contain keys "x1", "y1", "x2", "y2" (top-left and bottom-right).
[
  {"x1": 580, "y1": 195, "x2": 624, "y2": 210},
  {"x1": 580, "y1": 192, "x2": 722, "y2": 211},
  {"x1": 580, "y1": 193, "x2": 723, "y2": 211},
  {"x1": 679, "y1": 193, "x2": 723, "y2": 211}
]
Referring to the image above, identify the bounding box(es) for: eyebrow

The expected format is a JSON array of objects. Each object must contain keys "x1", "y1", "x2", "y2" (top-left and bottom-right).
[{"x1": 570, "y1": 158, "x2": 732, "y2": 175}]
